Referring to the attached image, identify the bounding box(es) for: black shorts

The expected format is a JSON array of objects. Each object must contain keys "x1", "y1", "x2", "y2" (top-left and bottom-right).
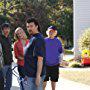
[{"x1": 44, "y1": 64, "x2": 59, "y2": 82}]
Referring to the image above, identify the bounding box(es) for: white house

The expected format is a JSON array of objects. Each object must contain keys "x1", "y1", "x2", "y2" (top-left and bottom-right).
[{"x1": 74, "y1": 0, "x2": 90, "y2": 56}]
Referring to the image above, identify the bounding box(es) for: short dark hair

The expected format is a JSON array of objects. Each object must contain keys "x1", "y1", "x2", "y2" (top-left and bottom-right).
[
  {"x1": 26, "y1": 17, "x2": 41, "y2": 32},
  {"x1": 1, "y1": 23, "x2": 10, "y2": 30}
]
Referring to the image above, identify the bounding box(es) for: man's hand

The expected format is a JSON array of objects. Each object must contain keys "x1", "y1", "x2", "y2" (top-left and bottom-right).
[
  {"x1": 35, "y1": 75, "x2": 41, "y2": 87},
  {"x1": 24, "y1": 76, "x2": 28, "y2": 81}
]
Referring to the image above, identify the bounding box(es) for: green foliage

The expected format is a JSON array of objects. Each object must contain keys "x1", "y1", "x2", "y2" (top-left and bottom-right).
[
  {"x1": 0, "y1": 15, "x2": 10, "y2": 24},
  {"x1": 78, "y1": 28, "x2": 90, "y2": 51},
  {"x1": 0, "y1": 0, "x2": 73, "y2": 44},
  {"x1": 64, "y1": 49, "x2": 74, "y2": 54},
  {"x1": 69, "y1": 61, "x2": 82, "y2": 68},
  {"x1": 66, "y1": 58, "x2": 74, "y2": 62},
  {"x1": 46, "y1": 0, "x2": 73, "y2": 46}
]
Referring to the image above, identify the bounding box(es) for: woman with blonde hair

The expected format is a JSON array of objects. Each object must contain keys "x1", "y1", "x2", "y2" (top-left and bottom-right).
[{"x1": 14, "y1": 27, "x2": 29, "y2": 90}]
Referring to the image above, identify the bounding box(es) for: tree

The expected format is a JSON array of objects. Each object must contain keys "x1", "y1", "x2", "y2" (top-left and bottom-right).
[
  {"x1": 0, "y1": 0, "x2": 73, "y2": 47},
  {"x1": 45, "y1": 0, "x2": 73, "y2": 47}
]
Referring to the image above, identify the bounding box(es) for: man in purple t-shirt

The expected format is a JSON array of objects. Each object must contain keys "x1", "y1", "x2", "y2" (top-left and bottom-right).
[{"x1": 43, "y1": 26, "x2": 63, "y2": 90}]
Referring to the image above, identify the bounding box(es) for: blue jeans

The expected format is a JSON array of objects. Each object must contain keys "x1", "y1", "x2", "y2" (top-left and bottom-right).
[
  {"x1": 18, "y1": 66, "x2": 25, "y2": 90},
  {"x1": 19, "y1": 77, "x2": 24, "y2": 90},
  {"x1": 2, "y1": 65, "x2": 12, "y2": 90},
  {"x1": 24, "y1": 76, "x2": 45, "y2": 90}
]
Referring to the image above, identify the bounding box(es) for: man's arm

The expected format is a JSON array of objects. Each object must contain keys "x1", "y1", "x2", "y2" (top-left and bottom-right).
[
  {"x1": 34, "y1": 38, "x2": 45, "y2": 87},
  {"x1": 35, "y1": 56, "x2": 43, "y2": 87}
]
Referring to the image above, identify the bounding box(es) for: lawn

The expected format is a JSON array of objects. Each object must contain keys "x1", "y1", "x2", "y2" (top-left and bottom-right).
[
  {"x1": 64, "y1": 49, "x2": 74, "y2": 55},
  {"x1": 60, "y1": 68, "x2": 90, "y2": 85}
]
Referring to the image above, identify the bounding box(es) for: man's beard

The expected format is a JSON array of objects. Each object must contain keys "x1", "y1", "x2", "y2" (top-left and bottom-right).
[{"x1": 28, "y1": 30, "x2": 33, "y2": 35}]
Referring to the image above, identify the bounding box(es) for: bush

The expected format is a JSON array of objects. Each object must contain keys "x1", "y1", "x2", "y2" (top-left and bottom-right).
[
  {"x1": 64, "y1": 49, "x2": 74, "y2": 54},
  {"x1": 78, "y1": 28, "x2": 90, "y2": 51},
  {"x1": 66, "y1": 58, "x2": 74, "y2": 62},
  {"x1": 69, "y1": 61, "x2": 82, "y2": 68}
]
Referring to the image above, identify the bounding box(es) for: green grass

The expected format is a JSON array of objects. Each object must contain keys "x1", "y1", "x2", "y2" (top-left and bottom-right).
[
  {"x1": 64, "y1": 49, "x2": 74, "y2": 54},
  {"x1": 60, "y1": 69, "x2": 90, "y2": 85}
]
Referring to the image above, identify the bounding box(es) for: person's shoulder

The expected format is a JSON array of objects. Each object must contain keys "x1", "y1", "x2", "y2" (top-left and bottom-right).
[
  {"x1": 45, "y1": 37, "x2": 49, "y2": 39},
  {"x1": 44, "y1": 37, "x2": 49, "y2": 40},
  {"x1": 55, "y1": 37, "x2": 62, "y2": 43},
  {"x1": 36, "y1": 34, "x2": 44, "y2": 40},
  {"x1": 35, "y1": 36, "x2": 45, "y2": 45},
  {"x1": 38, "y1": 33, "x2": 44, "y2": 38},
  {"x1": 55, "y1": 37, "x2": 60, "y2": 41},
  {"x1": 14, "y1": 40, "x2": 19, "y2": 46}
]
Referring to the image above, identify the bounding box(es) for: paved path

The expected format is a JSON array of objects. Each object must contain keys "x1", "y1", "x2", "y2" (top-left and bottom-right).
[
  {"x1": 11, "y1": 53, "x2": 90, "y2": 90},
  {"x1": 11, "y1": 63, "x2": 90, "y2": 90},
  {"x1": 11, "y1": 77, "x2": 90, "y2": 90}
]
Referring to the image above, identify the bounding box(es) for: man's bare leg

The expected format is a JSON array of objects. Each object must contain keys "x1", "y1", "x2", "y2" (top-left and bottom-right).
[
  {"x1": 43, "y1": 81, "x2": 47, "y2": 90},
  {"x1": 51, "y1": 81, "x2": 56, "y2": 90}
]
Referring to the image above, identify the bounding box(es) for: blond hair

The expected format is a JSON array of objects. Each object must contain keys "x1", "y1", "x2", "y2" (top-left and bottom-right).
[{"x1": 14, "y1": 27, "x2": 27, "y2": 40}]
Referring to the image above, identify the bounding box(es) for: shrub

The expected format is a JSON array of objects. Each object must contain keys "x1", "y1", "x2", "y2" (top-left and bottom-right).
[
  {"x1": 78, "y1": 28, "x2": 90, "y2": 51},
  {"x1": 64, "y1": 49, "x2": 74, "y2": 54},
  {"x1": 66, "y1": 58, "x2": 74, "y2": 62},
  {"x1": 69, "y1": 61, "x2": 82, "y2": 68}
]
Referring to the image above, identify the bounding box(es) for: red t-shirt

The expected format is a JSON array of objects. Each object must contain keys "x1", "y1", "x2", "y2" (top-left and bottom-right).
[{"x1": 14, "y1": 39, "x2": 29, "y2": 66}]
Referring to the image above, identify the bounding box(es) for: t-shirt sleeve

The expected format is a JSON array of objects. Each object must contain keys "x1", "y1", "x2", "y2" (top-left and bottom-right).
[
  {"x1": 34, "y1": 38, "x2": 45, "y2": 57},
  {"x1": 58, "y1": 40, "x2": 63, "y2": 54},
  {"x1": 14, "y1": 42, "x2": 19, "y2": 59}
]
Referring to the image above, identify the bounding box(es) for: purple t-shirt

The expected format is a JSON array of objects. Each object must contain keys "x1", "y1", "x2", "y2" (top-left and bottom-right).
[{"x1": 45, "y1": 37, "x2": 63, "y2": 66}]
